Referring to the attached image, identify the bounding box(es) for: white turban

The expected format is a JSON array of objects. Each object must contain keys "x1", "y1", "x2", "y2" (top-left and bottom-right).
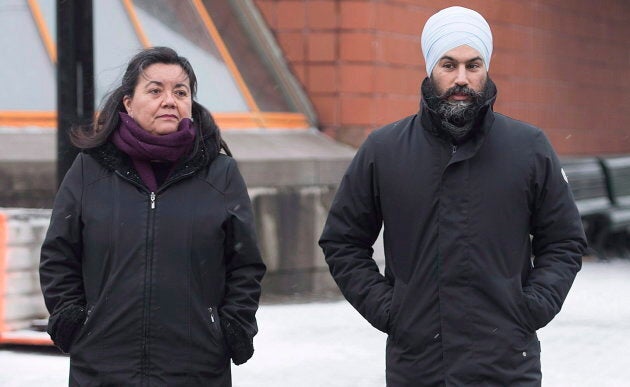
[{"x1": 421, "y1": 6, "x2": 493, "y2": 76}]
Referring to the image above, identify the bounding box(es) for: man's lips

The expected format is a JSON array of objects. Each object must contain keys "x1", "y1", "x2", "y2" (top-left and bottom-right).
[{"x1": 449, "y1": 94, "x2": 470, "y2": 101}]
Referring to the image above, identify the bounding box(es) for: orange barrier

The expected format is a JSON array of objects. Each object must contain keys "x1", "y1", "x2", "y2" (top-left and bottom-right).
[{"x1": 0, "y1": 111, "x2": 310, "y2": 129}]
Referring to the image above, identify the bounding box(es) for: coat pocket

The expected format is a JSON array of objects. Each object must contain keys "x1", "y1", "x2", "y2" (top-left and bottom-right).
[
  {"x1": 387, "y1": 282, "x2": 405, "y2": 337},
  {"x1": 72, "y1": 305, "x2": 94, "y2": 343},
  {"x1": 206, "y1": 306, "x2": 227, "y2": 351}
]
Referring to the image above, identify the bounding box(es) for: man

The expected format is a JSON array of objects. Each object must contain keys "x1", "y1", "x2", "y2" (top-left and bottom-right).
[{"x1": 319, "y1": 6, "x2": 586, "y2": 386}]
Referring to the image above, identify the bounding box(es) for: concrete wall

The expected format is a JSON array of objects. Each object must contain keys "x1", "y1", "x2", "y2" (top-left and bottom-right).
[
  {"x1": 0, "y1": 209, "x2": 51, "y2": 331},
  {"x1": 254, "y1": 0, "x2": 630, "y2": 155},
  {"x1": 251, "y1": 186, "x2": 341, "y2": 299}
]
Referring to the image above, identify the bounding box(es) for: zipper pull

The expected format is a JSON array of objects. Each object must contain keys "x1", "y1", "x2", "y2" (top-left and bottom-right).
[
  {"x1": 150, "y1": 192, "x2": 156, "y2": 209},
  {"x1": 452, "y1": 145, "x2": 457, "y2": 154},
  {"x1": 84, "y1": 306, "x2": 94, "y2": 325},
  {"x1": 208, "y1": 307, "x2": 215, "y2": 323}
]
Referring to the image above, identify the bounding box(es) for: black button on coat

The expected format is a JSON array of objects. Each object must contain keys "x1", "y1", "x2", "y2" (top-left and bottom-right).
[
  {"x1": 320, "y1": 80, "x2": 586, "y2": 386},
  {"x1": 40, "y1": 137, "x2": 265, "y2": 386}
]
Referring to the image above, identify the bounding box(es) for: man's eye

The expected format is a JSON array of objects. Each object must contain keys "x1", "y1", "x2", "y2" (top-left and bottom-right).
[
  {"x1": 442, "y1": 63, "x2": 454, "y2": 69},
  {"x1": 467, "y1": 63, "x2": 481, "y2": 70}
]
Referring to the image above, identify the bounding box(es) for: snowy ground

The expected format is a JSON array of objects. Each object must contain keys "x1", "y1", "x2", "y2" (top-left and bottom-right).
[{"x1": 1, "y1": 259, "x2": 629, "y2": 386}]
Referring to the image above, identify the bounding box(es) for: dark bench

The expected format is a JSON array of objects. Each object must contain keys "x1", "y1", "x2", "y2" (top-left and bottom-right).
[
  {"x1": 599, "y1": 156, "x2": 630, "y2": 256},
  {"x1": 561, "y1": 158, "x2": 613, "y2": 258}
]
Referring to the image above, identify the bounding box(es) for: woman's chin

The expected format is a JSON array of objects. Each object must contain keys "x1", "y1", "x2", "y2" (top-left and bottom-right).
[{"x1": 149, "y1": 126, "x2": 179, "y2": 136}]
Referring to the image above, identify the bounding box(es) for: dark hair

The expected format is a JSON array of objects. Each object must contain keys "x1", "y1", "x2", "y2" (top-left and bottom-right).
[{"x1": 71, "y1": 46, "x2": 230, "y2": 156}]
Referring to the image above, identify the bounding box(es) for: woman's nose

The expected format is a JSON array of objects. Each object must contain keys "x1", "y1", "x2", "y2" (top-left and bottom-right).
[{"x1": 162, "y1": 92, "x2": 176, "y2": 107}]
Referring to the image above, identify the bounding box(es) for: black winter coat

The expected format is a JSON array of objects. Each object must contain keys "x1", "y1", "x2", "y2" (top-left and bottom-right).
[
  {"x1": 40, "y1": 136, "x2": 265, "y2": 386},
  {"x1": 320, "y1": 79, "x2": 586, "y2": 386}
]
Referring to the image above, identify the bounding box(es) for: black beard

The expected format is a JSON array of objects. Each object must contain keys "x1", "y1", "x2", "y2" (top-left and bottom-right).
[
  {"x1": 424, "y1": 79, "x2": 488, "y2": 142},
  {"x1": 437, "y1": 85, "x2": 484, "y2": 126}
]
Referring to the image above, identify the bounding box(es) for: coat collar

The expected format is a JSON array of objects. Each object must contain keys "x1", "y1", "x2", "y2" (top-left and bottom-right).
[
  {"x1": 419, "y1": 76, "x2": 497, "y2": 146},
  {"x1": 86, "y1": 126, "x2": 215, "y2": 191}
]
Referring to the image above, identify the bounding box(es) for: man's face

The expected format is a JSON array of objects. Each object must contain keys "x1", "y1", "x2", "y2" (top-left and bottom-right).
[{"x1": 430, "y1": 44, "x2": 487, "y2": 102}]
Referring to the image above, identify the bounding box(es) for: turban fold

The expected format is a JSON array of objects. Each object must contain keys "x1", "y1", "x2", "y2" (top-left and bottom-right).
[{"x1": 421, "y1": 6, "x2": 493, "y2": 76}]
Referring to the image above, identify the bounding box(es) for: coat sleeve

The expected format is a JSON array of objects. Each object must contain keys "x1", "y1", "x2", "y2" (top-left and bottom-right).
[
  {"x1": 319, "y1": 135, "x2": 392, "y2": 333},
  {"x1": 525, "y1": 131, "x2": 587, "y2": 330},
  {"x1": 39, "y1": 154, "x2": 87, "y2": 353},
  {"x1": 220, "y1": 158, "x2": 266, "y2": 365}
]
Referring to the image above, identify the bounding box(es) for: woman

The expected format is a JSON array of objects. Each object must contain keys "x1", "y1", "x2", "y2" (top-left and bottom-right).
[{"x1": 40, "y1": 47, "x2": 266, "y2": 386}]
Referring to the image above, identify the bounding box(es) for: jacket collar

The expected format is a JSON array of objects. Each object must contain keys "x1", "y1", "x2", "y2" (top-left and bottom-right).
[
  {"x1": 86, "y1": 126, "x2": 215, "y2": 191},
  {"x1": 419, "y1": 76, "x2": 497, "y2": 146}
]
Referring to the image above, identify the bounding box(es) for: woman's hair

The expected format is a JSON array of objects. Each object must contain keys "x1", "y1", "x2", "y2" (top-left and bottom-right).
[{"x1": 71, "y1": 46, "x2": 230, "y2": 156}]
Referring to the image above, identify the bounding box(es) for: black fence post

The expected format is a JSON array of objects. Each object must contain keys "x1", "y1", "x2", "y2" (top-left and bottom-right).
[{"x1": 56, "y1": 0, "x2": 94, "y2": 187}]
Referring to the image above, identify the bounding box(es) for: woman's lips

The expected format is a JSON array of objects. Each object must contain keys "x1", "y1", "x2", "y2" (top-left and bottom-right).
[{"x1": 158, "y1": 114, "x2": 178, "y2": 120}]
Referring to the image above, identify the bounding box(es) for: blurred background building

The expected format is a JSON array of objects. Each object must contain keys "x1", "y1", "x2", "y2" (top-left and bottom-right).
[
  {"x1": 255, "y1": 0, "x2": 629, "y2": 154},
  {"x1": 0, "y1": 1, "x2": 628, "y2": 339}
]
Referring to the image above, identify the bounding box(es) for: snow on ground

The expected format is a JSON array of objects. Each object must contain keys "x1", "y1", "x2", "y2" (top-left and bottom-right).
[{"x1": 1, "y1": 259, "x2": 629, "y2": 386}]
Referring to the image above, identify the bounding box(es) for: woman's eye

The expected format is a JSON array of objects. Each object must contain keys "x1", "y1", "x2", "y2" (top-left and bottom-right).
[
  {"x1": 175, "y1": 90, "x2": 188, "y2": 97},
  {"x1": 148, "y1": 89, "x2": 161, "y2": 95}
]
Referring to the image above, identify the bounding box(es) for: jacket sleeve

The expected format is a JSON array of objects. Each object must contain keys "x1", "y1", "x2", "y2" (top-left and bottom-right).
[
  {"x1": 525, "y1": 131, "x2": 587, "y2": 330},
  {"x1": 39, "y1": 154, "x2": 87, "y2": 353},
  {"x1": 220, "y1": 158, "x2": 266, "y2": 365},
  {"x1": 319, "y1": 135, "x2": 392, "y2": 333}
]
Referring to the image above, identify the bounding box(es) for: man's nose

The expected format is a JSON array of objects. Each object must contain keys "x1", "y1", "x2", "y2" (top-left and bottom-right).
[{"x1": 454, "y1": 66, "x2": 468, "y2": 86}]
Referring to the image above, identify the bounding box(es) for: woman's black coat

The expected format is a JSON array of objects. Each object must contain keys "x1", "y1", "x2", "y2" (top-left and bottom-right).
[
  {"x1": 320, "y1": 80, "x2": 587, "y2": 386},
  {"x1": 40, "y1": 136, "x2": 265, "y2": 386}
]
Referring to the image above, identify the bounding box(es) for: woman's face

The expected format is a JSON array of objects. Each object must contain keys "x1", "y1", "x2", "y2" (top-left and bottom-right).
[{"x1": 123, "y1": 63, "x2": 193, "y2": 136}]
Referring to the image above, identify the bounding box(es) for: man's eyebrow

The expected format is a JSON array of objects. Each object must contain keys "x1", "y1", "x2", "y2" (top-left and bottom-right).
[{"x1": 439, "y1": 55, "x2": 483, "y2": 63}]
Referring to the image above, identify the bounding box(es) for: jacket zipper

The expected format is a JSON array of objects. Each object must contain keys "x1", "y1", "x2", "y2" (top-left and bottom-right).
[
  {"x1": 84, "y1": 305, "x2": 94, "y2": 325},
  {"x1": 208, "y1": 307, "x2": 222, "y2": 337},
  {"x1": 452, "y1": 144, "x2": 457, "y2": 154},
  {"x1": 141, "y1": 191, "x2": 156, "y2": 380},
  {"x1": 113, "y1": 172, "x2": 155, "y2": 381},
  {"x1": 114, "y1": 169, "x2": 195, "y2": 382}
]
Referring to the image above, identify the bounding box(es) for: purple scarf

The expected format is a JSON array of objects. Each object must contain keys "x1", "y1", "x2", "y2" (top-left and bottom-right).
[{"x1": 112, "y1": 112, "x2": 196, "y2": 191}]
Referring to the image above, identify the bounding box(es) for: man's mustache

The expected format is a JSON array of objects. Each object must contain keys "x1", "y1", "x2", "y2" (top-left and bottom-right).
[{"x1": 440, "y1": 85, "x2": 482, "y2": 100}]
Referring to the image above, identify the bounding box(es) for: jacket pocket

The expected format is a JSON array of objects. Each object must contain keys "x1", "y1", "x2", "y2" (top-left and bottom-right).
[
  {"x1": 507, "y1": 277, "x2": 537, "y2": 334},
  {"x1": 207, "y1": 306, "x2": 227, "y2": 350},
  {"x1": 516, "y1": 291, "x2": 540, "y2": 333},
  {"x1": 73, "y1": 305, "x2": 93, "y2": 340},
  {"x1": 387, "y1": 282, "x2": 405, "y2": 337},
  {"x1": 69, "y1": 304, "x2": 99, "y2": 355}
]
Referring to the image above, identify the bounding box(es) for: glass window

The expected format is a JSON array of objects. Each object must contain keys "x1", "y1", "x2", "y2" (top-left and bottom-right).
[
  {"x1": 4, "y1": 0, "x2": 310, "y2": 128},
  {"x1": 93, "y1": 1, "x2": 143, "y2": 104},
  {"x1": 0, "y1": 0, "x2": 55, "y2": 110},
  {"x1": 203, "y1": 1, "x2": 294, "y2": 112},
  {"x1": 38, "y1": 0, "x2": 55, "y2": 41}
]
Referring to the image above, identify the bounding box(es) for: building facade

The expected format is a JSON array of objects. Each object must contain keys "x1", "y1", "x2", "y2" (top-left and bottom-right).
[{"x1": 255, "y1": 0, "x2": 630, "y2": 154}]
